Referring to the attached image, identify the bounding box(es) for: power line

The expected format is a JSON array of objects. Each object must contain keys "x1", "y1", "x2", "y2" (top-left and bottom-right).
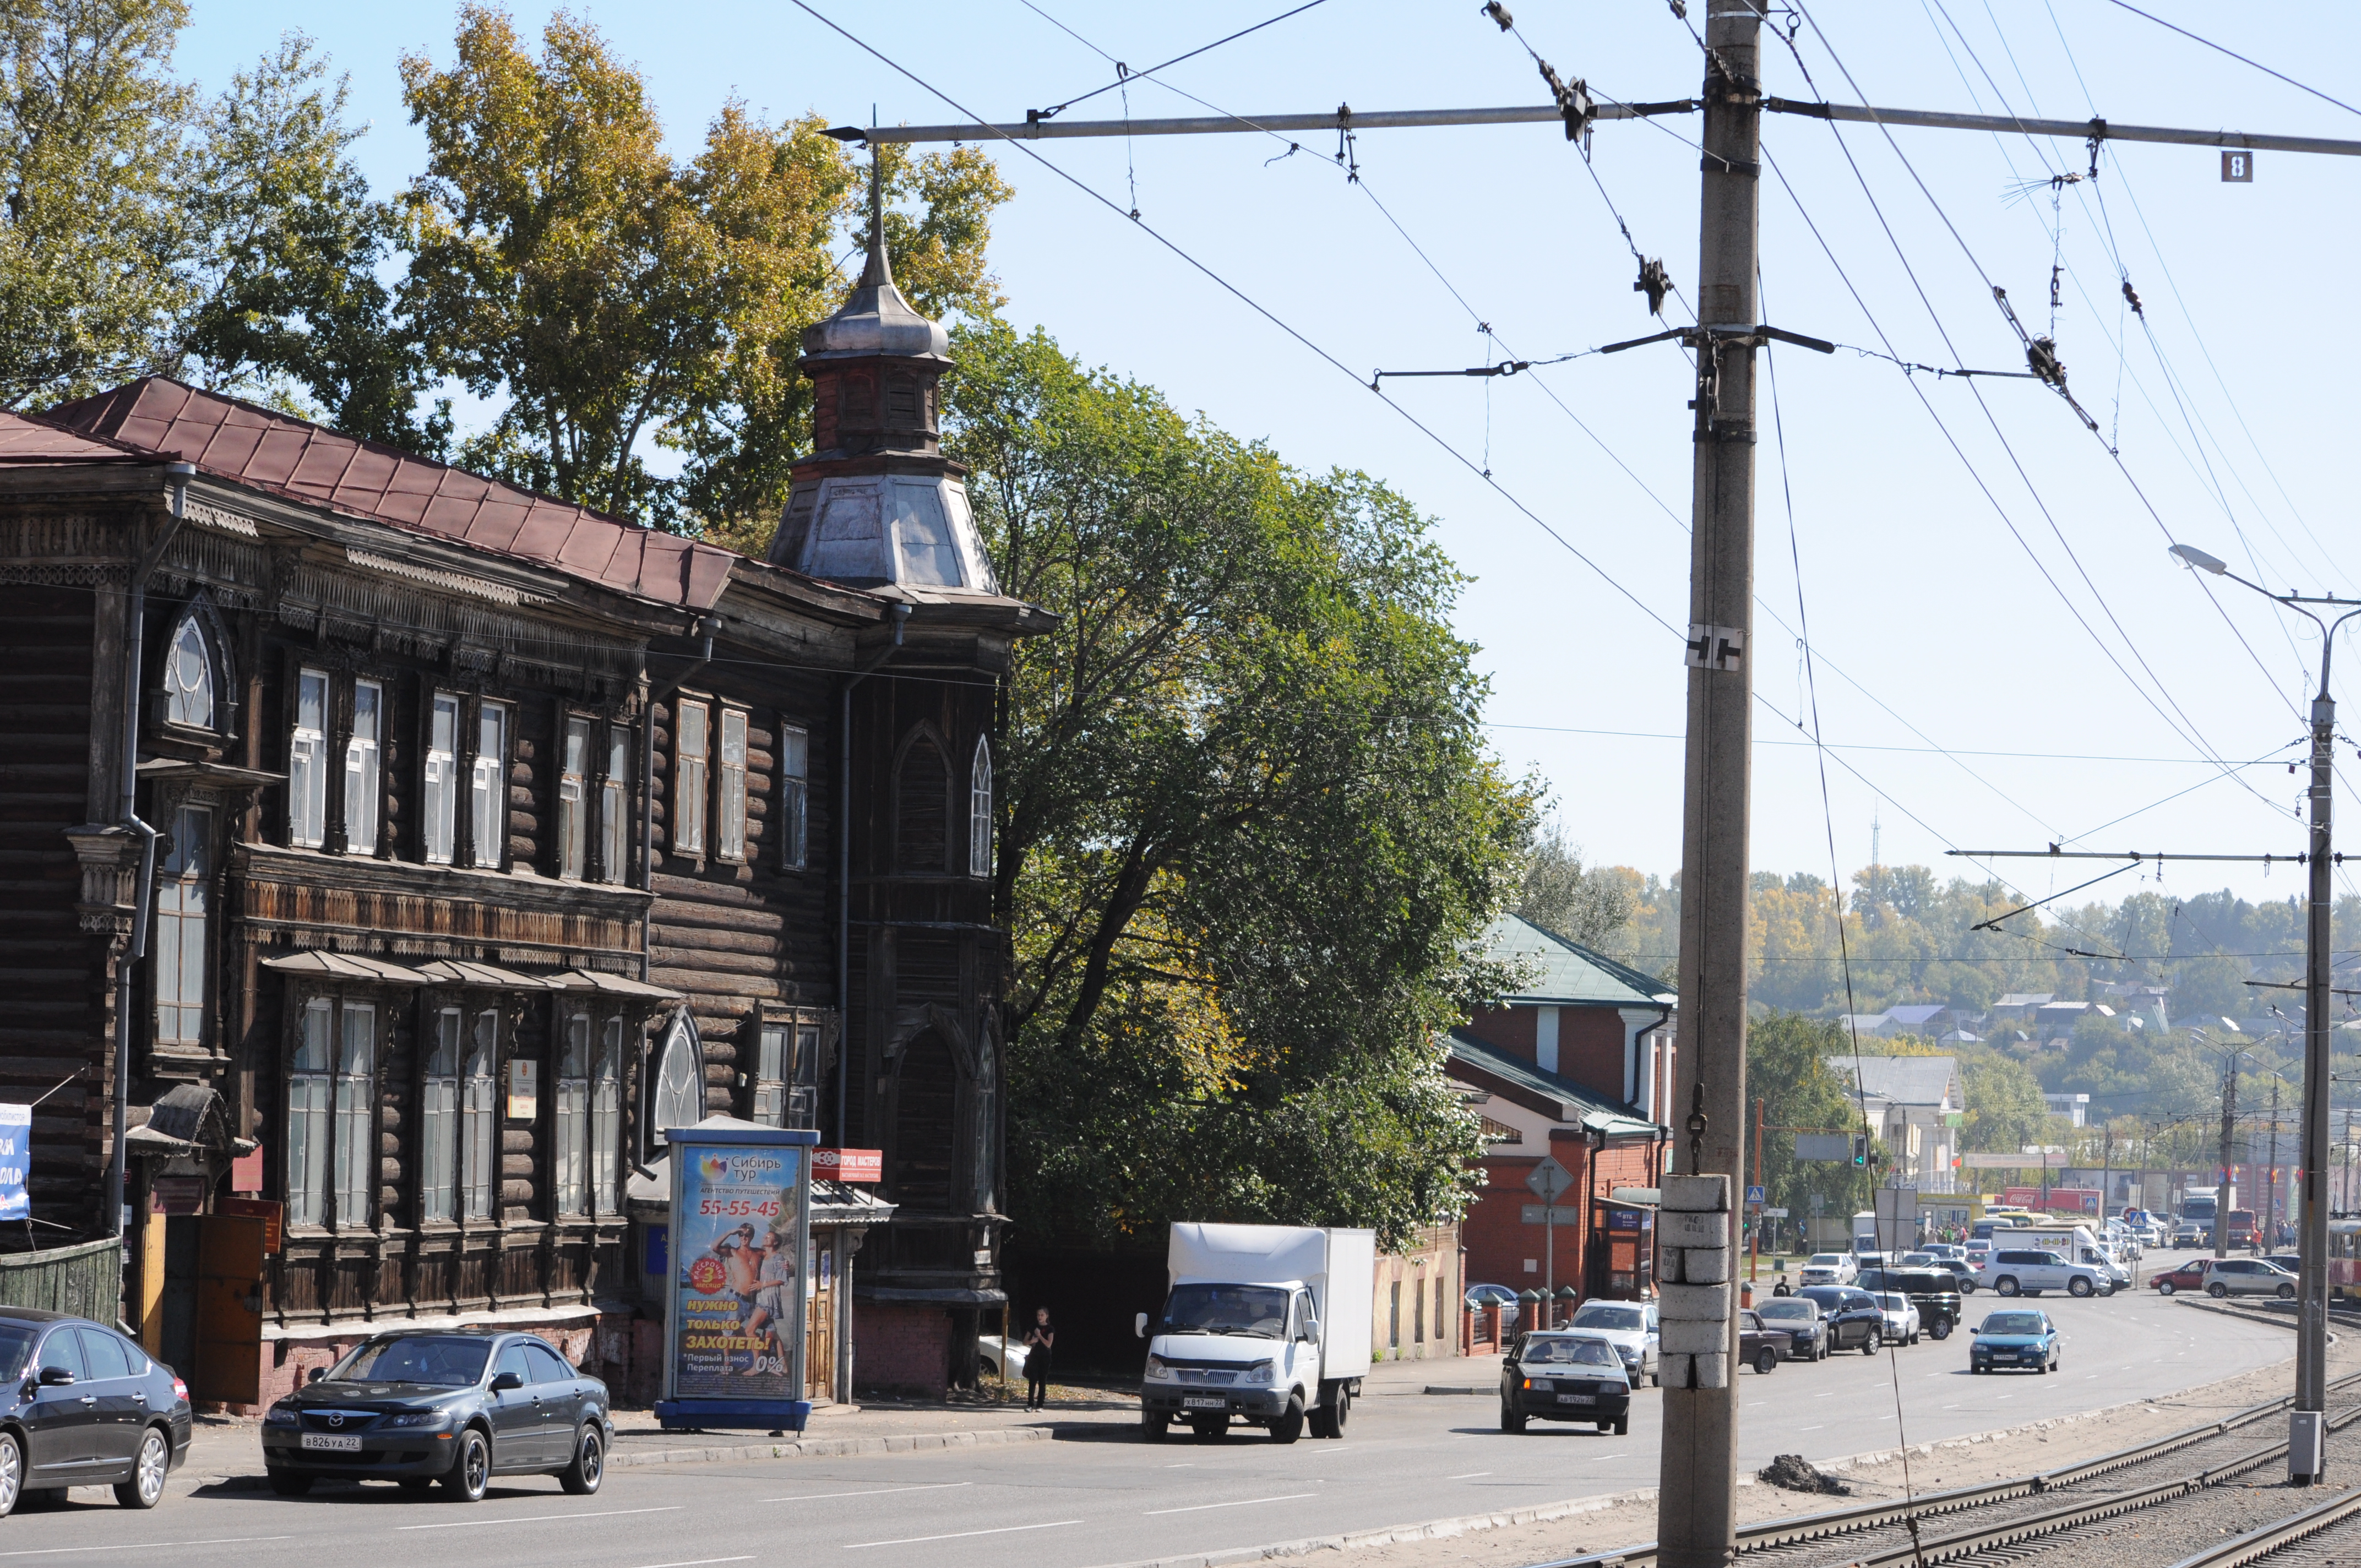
[
  {"x1": 1022, "y1": 0, "x2": 1330, "y2": 121},
  {"x1": 2099, "y1": 0, "x2": 2361, "y2": 122},
  {"x1": 1486, "y1": 721, "x2": 2299, "y2": 767}
]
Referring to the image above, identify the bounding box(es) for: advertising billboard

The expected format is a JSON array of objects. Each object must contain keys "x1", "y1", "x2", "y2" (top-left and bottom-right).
[{"x1": 655, "y1": 1123, "x2": 818, "y2": 1433}]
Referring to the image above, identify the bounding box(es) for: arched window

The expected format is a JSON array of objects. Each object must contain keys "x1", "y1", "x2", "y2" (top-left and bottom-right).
[
  {"x1": 895, "y1": 733, "x2": 950, "y2": 873},
  {"x1": 164, "y1": 612, "x2": 215, "y2": 731},
  {"x1": 652, "y1": 1010, "x2": 704, "y2": 1142},
  {"x1": 891, "y1": 1032, "x2": 956, "y2": 1210},
  {"x1": 971, "y1": 1038, "x2": 997, "y2": 1213},
  {"x1": 967, "y1": 737, "x2": 993, "y2": 880}
]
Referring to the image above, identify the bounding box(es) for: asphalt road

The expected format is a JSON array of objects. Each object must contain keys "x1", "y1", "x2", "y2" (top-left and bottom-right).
[{"x1": 0, "y1": 1260, "x2": 2292, "y2": 1568}]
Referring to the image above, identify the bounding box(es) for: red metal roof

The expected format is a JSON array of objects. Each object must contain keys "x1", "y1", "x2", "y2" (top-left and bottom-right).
[
  {"x1": 42, "y1": 379, "x2": 739, "y2": 611},
  {"x1": 0, "y1": 409, "x2": 151, "y2": 465}
]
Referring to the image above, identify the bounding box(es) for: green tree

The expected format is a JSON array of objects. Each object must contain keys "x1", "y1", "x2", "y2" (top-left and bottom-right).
[
  {"x1": 1960, "y1": 1049, "x2": 2050, "y2": 1155},
  {"x1": 949, "y1": 322, "x2": 1532, "y2": 1249},
  {"x1": 1512, "y1": 819, "x2": 1634, "y2": 949},
  {"x1": 1748, "y1": 1013, "x2": 1872, "y2": 1238},
  {"x1": 396, "y1": 6, "x2": 1009, "y2": 531}
]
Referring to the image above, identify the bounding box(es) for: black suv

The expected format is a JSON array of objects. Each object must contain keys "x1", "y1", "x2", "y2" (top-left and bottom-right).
[
  {"x1": 1858, "y1": 1268, "x2": 1964, "y2": 1340},
  {"x1": 261, "y1": 1330, "x2": 612, "y2": 1501},
  {"x1": 1796, "y1": 1286, "x2": 1886, "y2": 1353}
]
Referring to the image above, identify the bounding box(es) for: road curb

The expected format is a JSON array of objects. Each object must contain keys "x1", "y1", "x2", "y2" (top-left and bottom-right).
[
  {"x1": 1089, "y1": 1486, "x2": 1663, "y2": 1568},
  {"x1": 175, "y1": 1423, "x2": 1056, "y2": 1493}
]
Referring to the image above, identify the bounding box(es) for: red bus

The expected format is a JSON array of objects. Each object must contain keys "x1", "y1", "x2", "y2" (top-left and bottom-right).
[{"x1": 2224, "y1": 1209, "x2": 2258, "y2": 1247}]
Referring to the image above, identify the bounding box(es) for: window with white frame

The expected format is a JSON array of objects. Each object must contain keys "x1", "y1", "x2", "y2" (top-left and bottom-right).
[
  {"x1": 421, "y1": 1007, "x2": 461, "y2": 1223},
  {"x1": 652, "y1": 1010, "x2": 702, "y2": 1140},
  {"x1": 717, "y1": 707, "x2": 748, "y2": 862},
  {"x1": 555, "y1": 1011, "x2": 590, "y2": 1215},
  {"x1": 674, "y1": 700, "x2": 709, "y2": 857},
  {"x1": 346, "y1": 679, "x2": 382, "y2": 853},
  {"x1": 752, "y1": 1021, "x2": 787, "y2": 1126},
  {"x1": 164, "y1": 613, "x2": 215, "y2": 731},
  {"x1": 289, "y1": 668, "x2": 328, "y2": 847},
  {"x1": 779, "y1": 725, "x2": 809, "y2": 870},
  {"x1": 592, "y1": 1017, "x2": 623, "y2": 1214},
  {"x1": 153, "y1": 804, "x2": 211, "y2": 1048},
  {"x1": 558, "y1": 716, "x2": 591, "y2": 880},
  {"x1": 969, "y1": 735, "x2": 993, "y2": 879},
  {"x1": 601, "y1": 726, "x2": 630, "y2": 883},
  {"x1": 288, "y1": 999, "x2": 333, "y2": 1226},
  {"x1": 425, "y1": 693, "x2": 460, "y2": 864},
  {"x1": 333, "y1": 1003, "x2": 376, "y2": 1226},
  {"x1": 470, "y1": 703, "x2": 509, "y2": 868},
  {"x1": 461, "y1": 1009, "x2": 497, "y2": 1219}
]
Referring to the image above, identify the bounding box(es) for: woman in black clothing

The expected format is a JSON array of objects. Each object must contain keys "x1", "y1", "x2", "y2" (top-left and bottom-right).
[{"x1": 1022, "y1": 1307, "x2": 1054, "y2": 1410}]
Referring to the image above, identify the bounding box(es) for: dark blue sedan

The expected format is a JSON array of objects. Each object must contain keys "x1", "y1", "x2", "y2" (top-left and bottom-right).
[{"x1": 1968, "y1": 1310, "x2": 2060, "y2": 1374}]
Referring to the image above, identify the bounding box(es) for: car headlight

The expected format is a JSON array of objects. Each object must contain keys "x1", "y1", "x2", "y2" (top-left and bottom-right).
[
  {"x1": 383, "y1": 1409, "x2": 450, "y2": 1430},
  {"x1": 1145, "y1": 1354, "x2": 1172, "y2": 1380},
  {"x1": 1242, "y1": 1359, "x2": 1275, "y2": 1385},
  {"x1": 264, "y1": 1403, "x2": 299, "y2": 1428},
  {"x1": 1618, "y1": 1346, "x2": 1641, "y2": 1362}
]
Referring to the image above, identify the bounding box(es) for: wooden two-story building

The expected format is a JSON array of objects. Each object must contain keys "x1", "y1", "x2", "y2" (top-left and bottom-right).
[{"x1": 0, "y1": 222, "x2": 1042, "y2": 1405}]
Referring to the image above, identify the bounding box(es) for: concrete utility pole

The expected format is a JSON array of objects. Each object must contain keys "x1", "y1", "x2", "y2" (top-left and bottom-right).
[
  {"x1": 2219, "y1": 1057, "x2": 2238, "y2": 1262},
  {"x1": 1658, "y1": 3, "x2": 1760, "y2": 1565}
]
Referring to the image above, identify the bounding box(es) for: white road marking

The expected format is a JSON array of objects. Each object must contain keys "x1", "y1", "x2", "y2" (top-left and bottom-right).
[
  {"x1": 1798, "y1": 1425, "x2": 1824, "y2": 1431},
  {"x1": 1450, "y1": 1471, "x2": 1493, "y2": 1480},
  {"x1": 846, "y1": 1521, "x2": 1080, "y2": 1549},
  {"x1": 1146, "y1": 1493, "x2": 1318, "y2": 1516},
  {"x1": 766, "y1": 1483, "x2": 971, "y2": 1502},
  {"x1": 0, "y1": 1539, "x2": 293, "y2": 1560},
  {"x1": 401, "y1": 1506, "x2": 681, "y2": 1531},
  {"x1": 633, "y1": 1559, "x2": 755, "y2": 1568}
]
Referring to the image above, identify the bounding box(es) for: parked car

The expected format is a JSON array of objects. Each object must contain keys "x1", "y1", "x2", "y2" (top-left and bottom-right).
[
  {"x1": 1754, "y1": 1296, "x2": 1828, "y2": 1359},
  {"x1": 0, "y1": 1307, "x2": 192, "y2": 1515},
  {"x1": 2150, "y1": 1257, "x2": 2207, "y2": 1294},
  {"x1": 1963, "y1": 1239, "x2": 1994, "y2": 1265},
  {"x1": 1565, "y1": 1299, "x2": 1660, "y2": 1387},
  {"x1": 1969, "y1": 1310, "x2": 2061, "y2": 1374},
  {"x1": 1857, "y1": 1267, "x2": 1963, "y2": 1338},
  {"x1": 2264, "y1": 1253, "x2": 2304, "y2": 1277},
  {"x1": 1500, "y1": 1332, "x2": 1632, "y2": 1434},
  {"x1": 1924, "y1": 1258, "x2": 1978, "y2": 1294},
  {"x1": 2202, "y1": 1258, "x2": 2296, "y2": 1300},
  {"x1": 1978, "y1": 1247, "x2": 2112, "y2": 1298},
  {"x1": 1872, "y1": 1293, "x2": 1921, "y2": 1345},
  {"x1": 1738, "y1": 1310, "x2": 1794, "y2": 1375},
  {"x1": 1796, "y1": 1286, "x2": 1886, "y2": 1353},
  {"x1": 260, "y1": 1329, "x2": 612, "y2": 1500},
  {"x1": 1466, "y1": 1283, "x2": 1522, "y2": 1332},
  {"x1": 1798, "y1": 1254, "x2": 1858, "y2": 1287},
  {"x1": 1921, "y1": 1243, "x2": 1965, "y2": 1260},
  {"x1": 977, "y1": 1336, "x2": 1029, "y2": 1379}
]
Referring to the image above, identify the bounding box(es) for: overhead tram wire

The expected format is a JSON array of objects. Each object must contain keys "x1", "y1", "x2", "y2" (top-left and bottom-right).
[
  {"x1": 1767, "y1": 6, "x2": 2290, "y2": 826},
  {"x1": 2099, "y1": 0, "x2": 2361, "y2": 122},
  {"x1": 1484, "y1": 722, "x2": 2296, "y2": 766},
  {"x1": 1020, "y1": 0, "x2": 1331, "y2": 122}
]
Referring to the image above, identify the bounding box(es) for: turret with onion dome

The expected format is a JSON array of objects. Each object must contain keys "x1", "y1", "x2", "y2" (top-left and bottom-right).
[{"x1": 770, "y1": 164, "x2": 997, "y2": 594}]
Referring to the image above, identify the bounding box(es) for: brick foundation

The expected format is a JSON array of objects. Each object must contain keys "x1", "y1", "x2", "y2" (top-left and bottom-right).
[{"x1": 852, "y1": 1301, "x2": 950, "y2": 1392}]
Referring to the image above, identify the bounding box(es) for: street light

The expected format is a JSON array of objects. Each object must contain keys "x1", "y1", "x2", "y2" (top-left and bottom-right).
[{"x1": 2169, "y1": 541, "x2": 2361, "y2": 1485}]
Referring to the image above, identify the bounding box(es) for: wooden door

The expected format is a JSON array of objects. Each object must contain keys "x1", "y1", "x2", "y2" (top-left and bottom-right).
[
  {"x1": 806, "y1": 1241, "x2": 835, "y2": 1400},
  {"x1": 193, "y1": 1215, "x2": 265, "y2": 1406}
]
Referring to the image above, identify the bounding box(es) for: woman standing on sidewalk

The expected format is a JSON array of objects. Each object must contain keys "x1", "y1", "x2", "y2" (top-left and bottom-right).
[{"x1": 1022, "y1": 1308, "x2": 1054, "y2": 1411}]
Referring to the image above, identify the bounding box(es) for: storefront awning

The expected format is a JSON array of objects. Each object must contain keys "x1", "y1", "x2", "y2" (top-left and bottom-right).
[
  {"x1": 413, "y1": 959, "x2": 562, "y2": 989},
  {"x1": 548, "y1": 968, "x2": 683, "y2": 999},
  {"x1": 260, "y1": 950, "x2": 432, "y2": 985}
]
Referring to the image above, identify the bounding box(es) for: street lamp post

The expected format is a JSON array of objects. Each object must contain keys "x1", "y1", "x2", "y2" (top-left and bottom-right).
[{"x1": 2169, "y1": 542, "x2": 2361, "y2": 1484}]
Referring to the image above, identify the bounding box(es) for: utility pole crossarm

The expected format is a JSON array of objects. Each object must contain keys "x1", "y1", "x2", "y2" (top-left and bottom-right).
[{"x1": 1761, "y1": 99, "x2": 2361, "y2": 159}]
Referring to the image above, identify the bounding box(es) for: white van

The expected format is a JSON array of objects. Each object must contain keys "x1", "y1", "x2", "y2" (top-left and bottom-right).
[
  {"x1": 2021, "y1": 1226, "x2": 2129, "y2": 1288},
  {"x1": 1977, "y1": 1245, "x2": 2112, "y2": 1298}
]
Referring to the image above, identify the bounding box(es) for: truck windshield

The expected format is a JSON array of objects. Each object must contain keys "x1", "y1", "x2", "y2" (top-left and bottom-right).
[{"x1": 1160, "y1": 1284, "x2": 1291, "y2": 1337}]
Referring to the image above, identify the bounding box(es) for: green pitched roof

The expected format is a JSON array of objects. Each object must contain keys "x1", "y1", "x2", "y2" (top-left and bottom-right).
[
  {"x1": 1447, "y1": 1029, "x2": 1660, "y2": 1136},
  {"x1": 1481, "y1": 913, "x2": 1677, "y2": 1009}
]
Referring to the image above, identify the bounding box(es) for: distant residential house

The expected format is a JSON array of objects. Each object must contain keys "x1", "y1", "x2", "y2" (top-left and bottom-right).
[
  {"x1": 1883, "y1": 1004, "x2": 1951, "y2": 1034},
  {"x1": 1450, "y1": 916, "x2": 1673, "y2": 1302},
  {"x1": 2044, "y1": 1092, "x2": 2092, "y2": 1128},
  {"x1": 1994, "y1": 993, "x2": 2055, "y2": 1011},
  {"x1": 1835, "y1": 1014, "x2": 1897, "y2": 1038},
  {"x1": 1823, "y1": 1054, "x2": 1965, "y2": 1194}
]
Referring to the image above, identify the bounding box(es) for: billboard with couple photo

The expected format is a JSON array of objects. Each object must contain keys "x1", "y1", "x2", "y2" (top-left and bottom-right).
[{"x1": 659, "y1": 1124, "x2": 816, "y2": 1428}]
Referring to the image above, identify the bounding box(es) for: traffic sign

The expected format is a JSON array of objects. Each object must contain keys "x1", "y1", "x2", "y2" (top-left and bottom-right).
[
  {"x1": 1762, "y1": 1207, "x2": 1790, "y2": 1218},
  {"x1": 1746, "y1": 1184, "x2": 1766, "y2": 1205},
  {"x1": 1525, "y1": 1157, "x2": 1574, "y2": 1202}
]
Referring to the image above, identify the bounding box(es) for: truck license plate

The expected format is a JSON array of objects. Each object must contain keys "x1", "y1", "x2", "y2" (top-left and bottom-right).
[
  {"x1": 1182, "y1": 1397, "x2": 1226, "y2": 1410},
  {"x1": 300, "y1": 1433, "x2": 362, "y2": 1452},
  {"x1": 1555, "y1": 1394, "x2": 1595, "y2": 1405}
]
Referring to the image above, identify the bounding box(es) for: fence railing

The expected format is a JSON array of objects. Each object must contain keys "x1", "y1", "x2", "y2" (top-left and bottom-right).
[{"x1": 0, "y1": 1238, "x2": 122, "y2": 1326}]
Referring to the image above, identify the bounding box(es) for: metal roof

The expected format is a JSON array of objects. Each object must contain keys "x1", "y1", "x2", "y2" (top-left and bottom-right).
[
  {"x1": 1823, "y1": 1054, "x2": 1963, "y2": 1110},
  {"x1": 1479, "y1": 913, "x2": 1675, "y2": 1009},
  {"x1": 413, "y1": 960, "x2": 561, "y2": 990},
  {"x1": 1446, "y1": 1028, "x2": 1660, "y2": 1136},
  {"x1": 549, "y1": 968, "x2": 684, "y2": 1000},
  {"x1": 260, "y1": 949, "x2": 432, "y2": 985},
  {"x1": 0, "y1": 409, "x2": 150, "y2": 464}
]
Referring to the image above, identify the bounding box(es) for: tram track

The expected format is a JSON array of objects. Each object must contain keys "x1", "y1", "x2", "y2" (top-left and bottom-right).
[{"x1": 1533, "y1": 1371, "x2": 2361, "y2": 1568}]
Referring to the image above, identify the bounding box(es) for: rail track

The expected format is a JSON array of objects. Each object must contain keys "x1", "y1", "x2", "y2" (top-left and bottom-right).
[{"x1": 1533, "y1": 1370, "x2": 2361, "y2": 1568}]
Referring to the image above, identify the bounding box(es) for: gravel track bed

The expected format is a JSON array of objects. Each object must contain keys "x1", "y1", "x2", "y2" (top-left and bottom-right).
[{"x1": 1743, "y1": 1402, "x2": 2361, "y2": 1568}]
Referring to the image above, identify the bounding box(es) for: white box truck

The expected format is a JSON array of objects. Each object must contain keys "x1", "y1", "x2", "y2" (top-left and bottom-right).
[{"x1": 1134, "y1": 1223, "x2": 1375, "y2": 1443}]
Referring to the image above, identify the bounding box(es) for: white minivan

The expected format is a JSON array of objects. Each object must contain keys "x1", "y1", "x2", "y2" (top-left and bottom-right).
[{"x1": 1977, "y1": 1246, "x2": 2113, "y2": 1298}]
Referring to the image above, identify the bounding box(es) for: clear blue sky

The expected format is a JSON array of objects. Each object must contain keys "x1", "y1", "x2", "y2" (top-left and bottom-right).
[{"x1": 178, "y1": 0, "x2": 2361, "y2": 912}]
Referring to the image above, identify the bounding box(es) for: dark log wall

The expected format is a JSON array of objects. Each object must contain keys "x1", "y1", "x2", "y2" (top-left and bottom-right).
[{"x1": 0, "y1": 583, "x2": 106, "y2": 1227}]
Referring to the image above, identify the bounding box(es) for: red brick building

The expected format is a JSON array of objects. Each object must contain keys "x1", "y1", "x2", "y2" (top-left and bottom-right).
[{"x1": 1451, "y1": 915, "x2": 1675, "y2": 1304}]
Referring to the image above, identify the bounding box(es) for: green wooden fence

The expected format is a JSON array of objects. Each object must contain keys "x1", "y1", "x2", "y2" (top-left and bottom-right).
[{"x1": 0, "y1": 1239, "x2": 122, "y2": 1325}]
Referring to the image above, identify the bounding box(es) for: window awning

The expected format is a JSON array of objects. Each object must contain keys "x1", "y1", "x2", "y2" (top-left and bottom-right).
[
  {"x1": 548, "y1": 968, "x2": 683, "y2": 1000},
  {"x1": 259, "y1": 950, "x2": 432, "y2": 985},
  {"x1": 413, "y1": 960, "x2": 562, "y2": 989}
]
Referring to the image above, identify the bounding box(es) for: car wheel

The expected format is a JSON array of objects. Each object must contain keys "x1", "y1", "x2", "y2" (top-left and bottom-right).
[
  {"x1": 1270, "y1": 1396, "x2": 1305, "y2": 1444},
  {"x1": 1960, "y1": 1282, "x2": 1976, "y2": 1294},
  {"x1": 2069, "y1": 1277, "x2": 2093, "y2": 1298},
  {"x1": 1756, "y1": 1347, "x2": 1778, "y2": 1375},
  {"x1": 558, "y1": 1424, "x2": 604, "y2": 1495},
  {"x1": 1863, "y1": 1330, "x2": 1880, "y2": 1356},
  {"x1": 1501, "y1": 1403, "x2": 1527, "y2": 1433},
  {"x1": 1614, "y1": 1418, "x2": 1630, "y2": 1436},
  {"x1": 0, "y1": 1431, "x2": 21, "y2": 1520},
  {"x1": 443, "y1": 1429, "x2": 490, "y2": 1501},
  {"x1": 1650, "y1": 1365, "x2": 1661, "y2": 1389},
  {"x1": 1995, "y1": 1277, "x2": 2020, "y2": 1297},
  {"x1": 115, "y1": 1426, "x2": 170, "y2": 1510},
  {"x1": 2208, "y1": 1283, "x2": 2229, "y2": 1299},
  {"x1": 1930, "y1": 1319, "x2": 1952, "y2": 1341},
  {"x1": 2158, "y1": 1281, "x2": 2175, "y2": 1296},
  {"x1": 268, "y1": 1472, "x2": 314, "y2": 1497},
  {"x1": 1597, "y1": 1420, "x2": 1612, "y2": 1433},
  {"x1": 1326, "y1": 1385, "x2": 1352, "y2": 1439},
  {"x1": 2280, "y1": 1284, "x2": 2297, "y2": 1300},
  {"x1": 1143, "y1": 1412, "x2": 1172, "y2": 1442}
]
